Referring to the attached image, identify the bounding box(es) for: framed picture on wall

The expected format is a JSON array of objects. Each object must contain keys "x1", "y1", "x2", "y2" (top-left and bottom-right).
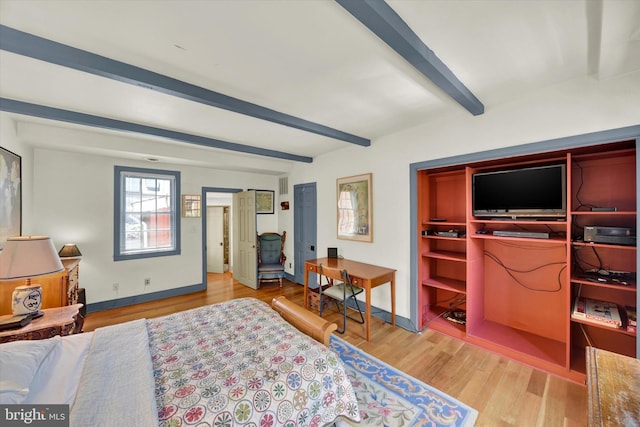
[
  {"x1": 0, "y1": 146, "x2": 21, "y2": 250},
  {"x1": 337, "y1": 173, "x2": 372, "y2": 242},
  {"x1": 255, "y1": 190, "x2": 275, "y2": 214},
  {"x1": 182, "y1": 194, "x2": 202, "y2": 218}
]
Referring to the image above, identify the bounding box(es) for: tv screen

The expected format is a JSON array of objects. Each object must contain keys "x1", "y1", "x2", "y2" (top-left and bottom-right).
[{"x1": 472, "y1": 164, "x2": 566, "y2": 218}]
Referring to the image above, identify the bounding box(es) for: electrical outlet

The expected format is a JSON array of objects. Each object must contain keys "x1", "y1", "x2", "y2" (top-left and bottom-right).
[
  {"x1": 144, "y1": 278, "x2": 151, "y2": 286},
  {"x1": 112, "y1": 283, "x2": 119, "y2": 292},
  {"x1": 289, "y1": 262, "x2": 292, "y2": 268}
]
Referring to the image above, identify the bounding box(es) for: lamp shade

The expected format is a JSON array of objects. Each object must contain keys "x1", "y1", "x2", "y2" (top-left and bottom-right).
[
  {"x1": 58, "y1": 243, "x2": 82, "y2": 258},
  {"x1": 0, "y1": 236, "x2": 64, "y2": 281}
]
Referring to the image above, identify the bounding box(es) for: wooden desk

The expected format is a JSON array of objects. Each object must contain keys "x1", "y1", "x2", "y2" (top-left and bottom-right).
[
  {"x1": 586, "y1": 346, "x2": 640, "y2": 426},
  {"x1": 304, "y1": 257, "x2": 396, "y2": 341},
  {"x1": 0, "y1": 304, "x2": 84, "y2": 343}
]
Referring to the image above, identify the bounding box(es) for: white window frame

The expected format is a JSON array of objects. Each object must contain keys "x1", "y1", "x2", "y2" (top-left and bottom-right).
[{"x1": 114, "y1": 166, "x2": 181, "y2": 261}]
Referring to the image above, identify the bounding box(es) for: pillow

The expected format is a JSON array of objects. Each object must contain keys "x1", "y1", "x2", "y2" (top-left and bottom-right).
[
  {"x1": 25, "y1": 332, "x2": 93, "y2": 405},
  {"x1": 0, "y1": 336, "x2": 59, "y2": 404}
]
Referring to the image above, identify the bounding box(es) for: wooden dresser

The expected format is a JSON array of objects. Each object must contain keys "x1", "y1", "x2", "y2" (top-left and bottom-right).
[{"x1": 0, "y1": 258, "x2": 80, "y2": 315}]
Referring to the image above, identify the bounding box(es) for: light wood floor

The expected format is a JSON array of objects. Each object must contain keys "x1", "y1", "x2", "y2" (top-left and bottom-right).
[{"x1": 83, "y1": 273, "x2": 588, "y2": 426}]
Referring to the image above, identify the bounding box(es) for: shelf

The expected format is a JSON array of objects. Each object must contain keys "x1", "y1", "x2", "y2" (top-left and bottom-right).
[
  {"x1": 470, "y1": 218, "x2": 568, "y2": 226},
  {"x1": 570, "y1": 318, "x2": 637, "y2": 337},
  {"x1": 422, "y1": 306, "x2": 466, "y2": 339},
  {"x1": 422, "y1": 277, "x2": 466, "y2": 294},
  {"x1": 571, "y1": 241, "x2": 636, "y2": 251},
  {"x1": 421, "y1": 234, "x2": 466, "y2": 242},
  {"x1": 422, "y1": 220, "x2": 466, "y2": 227},
  {"x1": 422, "y1": 250, "x2": 466, "y2": 262},
  {"x1": 571, "y1": 277, "x2": 636, "y2": 292},
  {"x1": 571, "y1": 210, "x2": 636, "y2": 216},
  {"x1": 468, "y1": 320, "x2": 567, "y2": 367}
]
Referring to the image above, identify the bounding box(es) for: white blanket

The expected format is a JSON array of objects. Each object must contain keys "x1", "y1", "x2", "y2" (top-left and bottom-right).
[{"x1": 70, "y1": 319, "x2": 158, "y2": 427}]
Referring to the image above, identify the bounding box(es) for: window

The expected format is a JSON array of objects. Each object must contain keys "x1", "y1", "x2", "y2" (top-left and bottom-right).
[
  {"x1": 114, "y1": 166, "x2": 181, "y2": 260},
  {"x1": 337, "y1": 189, "x2": 357, "y2": 236}
]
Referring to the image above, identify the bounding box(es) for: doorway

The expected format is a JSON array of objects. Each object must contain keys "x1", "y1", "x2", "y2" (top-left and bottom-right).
[
  {"x1": 293, "y1": 182, "x2": 317, "y2": 284},
  {"x1": 201, "y1": 187, "x2": 242, "y2": 286},
  {"x1": 206, "y1": 206, "x2": 229, "y2": 273}
]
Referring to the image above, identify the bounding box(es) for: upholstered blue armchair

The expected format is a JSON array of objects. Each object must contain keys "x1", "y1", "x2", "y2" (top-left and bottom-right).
[{"x1": 257, "y1": 231, "x2": 286, "y2": 288}]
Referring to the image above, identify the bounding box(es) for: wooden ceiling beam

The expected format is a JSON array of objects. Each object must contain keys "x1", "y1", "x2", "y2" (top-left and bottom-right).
[
  {"x1": 337, "y1": 0, "x2": 484, "y2": 116},
  {"x1": 0, "y1": 98, "x2": 313, "y2": 163},
  {"x1": 0, "y1": 25, "x2": 370, "y2": 150}
]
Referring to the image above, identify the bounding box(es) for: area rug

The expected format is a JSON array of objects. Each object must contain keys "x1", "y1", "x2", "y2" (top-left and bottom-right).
[{"x1": 330, "y1": 335, "x2": 478, "y2": 427}]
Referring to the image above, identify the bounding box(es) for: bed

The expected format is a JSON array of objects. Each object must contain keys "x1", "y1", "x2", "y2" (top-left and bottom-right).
[{"x1": 0, "y1": 297, "x2": 361, "y2": 426}]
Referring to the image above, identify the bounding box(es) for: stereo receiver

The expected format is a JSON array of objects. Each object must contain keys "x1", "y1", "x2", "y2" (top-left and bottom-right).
[{"x1": 583, "y1": 226, "x2": 635, "y2": 246}]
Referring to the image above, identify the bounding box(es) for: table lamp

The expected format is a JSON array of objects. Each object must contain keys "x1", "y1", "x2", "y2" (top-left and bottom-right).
[
  {"x1": 0, "y1": 236, "x2": 64, "y2": 316},
  {"x1": 58, "y1": 243, "x2": 82, "y2": 259}
]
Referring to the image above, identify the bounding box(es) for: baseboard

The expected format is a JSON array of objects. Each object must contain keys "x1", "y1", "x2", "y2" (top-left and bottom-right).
[
  {"x1": 341, "y1": 298, "x2": 416, "y2": 333},
  {"x1": 86, "y1": 282, "x2": 206, "y2": 313},
  {"x1": 86, "y1": 279, "x2": 417, "y2": 334}
]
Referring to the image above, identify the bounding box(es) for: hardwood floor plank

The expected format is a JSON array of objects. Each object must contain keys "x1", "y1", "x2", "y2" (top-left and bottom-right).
[{"x1": 83, "y1": 274, "x2": 588, "y2": 426}]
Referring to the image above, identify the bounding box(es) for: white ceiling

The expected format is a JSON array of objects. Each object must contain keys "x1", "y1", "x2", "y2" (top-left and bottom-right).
[{"x1": 1, "y1": 0, "x2": 639, "y2": 173}]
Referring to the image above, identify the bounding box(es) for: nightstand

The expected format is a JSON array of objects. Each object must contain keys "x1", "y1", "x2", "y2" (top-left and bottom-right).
[{"x1": 0, "y1": 304, "x2": 83, "y2": 343}]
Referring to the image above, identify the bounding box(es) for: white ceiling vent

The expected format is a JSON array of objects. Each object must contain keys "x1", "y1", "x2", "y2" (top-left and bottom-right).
[{"x1": 279, "y1": 177, "x2": 288, "y2": 195}]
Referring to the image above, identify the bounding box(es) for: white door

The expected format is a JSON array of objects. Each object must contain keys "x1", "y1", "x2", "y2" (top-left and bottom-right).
[
  {"x1": 207, "y1": 206, "x2": 224, "y2": 273},
  {"x1": 232, "y1": 191, "x2": 257, "y2": 289}
]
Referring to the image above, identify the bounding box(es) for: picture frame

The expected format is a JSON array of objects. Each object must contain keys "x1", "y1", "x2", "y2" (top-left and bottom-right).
[
  {"x1": 337, "y1": 173, "x2": 372, "y2": 242},
  {"x1": 0, "y1": 146, "x2": 21, "y2": 250},
  {"x1": 255, "y1": 190, "x2": 275, "y2": 214},
  {"x1": 181, "y1": 194, "x2": 202, "y2": 218}
]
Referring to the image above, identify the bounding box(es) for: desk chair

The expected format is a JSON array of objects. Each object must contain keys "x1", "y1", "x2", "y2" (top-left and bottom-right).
[
  {"x1": 257, "y1": 231, "x2": 286, "y2": 288},
  {"x1": 318, "y1": 264, "x2": 365, "y2": 334}
]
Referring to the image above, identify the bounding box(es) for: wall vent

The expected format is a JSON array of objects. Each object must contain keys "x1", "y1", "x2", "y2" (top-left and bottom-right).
[{"x1": 279, "y1": 177, "x2": 289, "y2": 195}]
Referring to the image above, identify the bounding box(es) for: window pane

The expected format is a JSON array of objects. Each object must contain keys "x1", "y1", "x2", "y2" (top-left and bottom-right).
[{"x1": 115, "y1": 167, "x2": 180, "y2": 260}]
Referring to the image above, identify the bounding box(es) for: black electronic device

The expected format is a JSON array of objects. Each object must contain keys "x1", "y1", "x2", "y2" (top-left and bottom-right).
[
  {"x1": 472, "y1": 164, "x2": 566, "y2": 218},
  {"x1": 591, "y1": 207, "x2": 617, "y2": 212},
  {"x1": 0, "y1": 314, "x2": 33, "y2": 331},
  {"x1": 584, "y1": 226, "x2": 636, "y2": 246},
  {"x1": 435, "y1": 230, "x2": 460, "y2": 238},
  {"x1": 327, "y1": 247, "x2": 338, "y2": 258},
  {"x1": 493, "y1": 230, "x2": 550, "y2": 239}
]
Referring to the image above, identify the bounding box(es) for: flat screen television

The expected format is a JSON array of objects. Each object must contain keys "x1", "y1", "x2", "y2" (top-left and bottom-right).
[{"x1": 472, "y1": 164, "x2": 566, "y2": 218}]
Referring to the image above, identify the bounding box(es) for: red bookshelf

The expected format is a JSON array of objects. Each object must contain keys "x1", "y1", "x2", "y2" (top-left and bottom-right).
[{"x1": 416, "y1": 140, "x2": 636, "y2": 382}]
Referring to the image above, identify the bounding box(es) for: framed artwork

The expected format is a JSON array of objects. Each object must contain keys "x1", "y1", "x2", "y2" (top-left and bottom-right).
[
  {"x1": 0, "y1": 146, "x2": 21, "y2": 250},
  {"x1": 255, "y1": 190, "x2": 275, "y2": 214},
  {"x1": 181, "y1": 194, "x2": 202, "y2": 218},
  {"x1": 337, "y1": 173, "x2": 372, "y2": 242}
]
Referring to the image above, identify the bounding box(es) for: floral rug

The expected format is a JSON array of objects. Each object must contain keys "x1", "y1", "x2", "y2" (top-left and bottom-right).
[{"x1": 329, "y1": 335, "x2": 478, "y2": 427}]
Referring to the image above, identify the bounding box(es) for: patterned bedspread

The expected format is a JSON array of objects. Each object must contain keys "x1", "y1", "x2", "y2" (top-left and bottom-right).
[{"x1": 146, "y1": 298, "x2": 360, "y2": 426}]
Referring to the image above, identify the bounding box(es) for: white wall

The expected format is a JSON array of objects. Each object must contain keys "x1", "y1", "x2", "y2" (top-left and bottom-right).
[
  {"x1": 1, "y1": 114, "x2": 34, "y2": 233},
  {"x1": 7, "y1": 71, "x2": 639, "y2": 317},
  {"x1": 283, "y1": 72, "x2": 640, "y2": 322},
  {"x1": 30, "y1": 149, "x2": 279, "y2": 305}
]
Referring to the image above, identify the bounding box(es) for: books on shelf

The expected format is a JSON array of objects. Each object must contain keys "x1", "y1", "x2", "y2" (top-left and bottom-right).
[{"x1": 571, "y1": 297, "x2": 622, "y2": 329}]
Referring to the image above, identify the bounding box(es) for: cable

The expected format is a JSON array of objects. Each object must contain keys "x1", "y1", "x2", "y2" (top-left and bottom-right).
[
  {"x1": 571, "y1": 245, "x2": 604, "y2": 273},
  {"x1": 421, "y1": 296, "x2": 466, "y2": 331},
  {"x1": 579, "y1": 323, "x2": 594, "y2": 348},
  {"x1": 483, "y1": 250, "x2": 565, "y2": 292},
  {"x1": 495, "y1": 240, "x2": 565, "y2": 251},
  {"x1": 573, "y1": 162, "x2": 596, "y2": 211}
]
